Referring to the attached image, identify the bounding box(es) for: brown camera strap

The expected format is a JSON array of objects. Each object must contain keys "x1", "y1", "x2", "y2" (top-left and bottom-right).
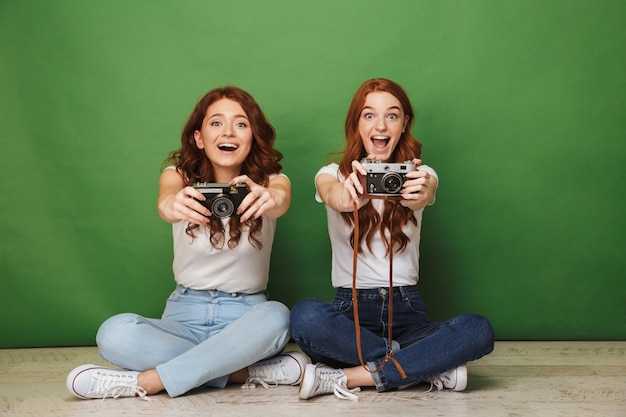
[{"x1": 352, "y1": 202, "x2": 407, "y2": 378}]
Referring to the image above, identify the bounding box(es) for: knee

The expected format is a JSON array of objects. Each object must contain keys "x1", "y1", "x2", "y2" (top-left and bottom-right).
[
  {"x1": 254, "y1": 300, "x2": 291, "y2": 332},
  {"x1": 475, "y1": 314, "x2": 495, "y2": 343},
  {"x1": 290, "y1": 298, "x2": 326, "y2": 336},
  {"x1": 96, "y1": 313, "x2": 137, "y2": 350},
  {"x1": 460, "y1": 314, "x2": 495, "y2": 353}
]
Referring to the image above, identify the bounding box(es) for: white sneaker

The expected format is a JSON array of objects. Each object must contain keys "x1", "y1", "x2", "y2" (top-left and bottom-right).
[
  {"x1": 426, "y1": 364, "x2": 468, "y2": 392},
  {"x1": 66, "y1": 364, "x2": 148, "y2": 400},
  {"x1": 243, "y1": 352, "x2": 308, "y2": 389},
  {"x1": 298, "y1": 363, "x2": 360, "y2": 401}
]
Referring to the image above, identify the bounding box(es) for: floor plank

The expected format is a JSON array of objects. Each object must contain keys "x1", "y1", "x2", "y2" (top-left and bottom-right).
[{"x1": 1, "y1": 341, "x2": 624, "y2": 416}]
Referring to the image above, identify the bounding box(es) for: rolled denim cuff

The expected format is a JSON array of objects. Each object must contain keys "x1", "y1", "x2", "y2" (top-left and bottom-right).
[{"x1": 367, "y1": 360, "x2": 387, "y2": 392}]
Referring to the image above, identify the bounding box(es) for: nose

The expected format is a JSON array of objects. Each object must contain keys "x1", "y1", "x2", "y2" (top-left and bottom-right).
[
  {"x1": 223, "y1": 123, "x2": 235, "y2": 136},
  {"x1": 375, "y1": 118, "x2": 387, "y2": 131}
]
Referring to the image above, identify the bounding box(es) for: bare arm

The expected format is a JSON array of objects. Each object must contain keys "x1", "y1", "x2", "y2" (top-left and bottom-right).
[
  {"x1": 231, "y1": 174, "x2": 292, "y2": 221},
  {"x1": 157, "y1": 168, "x2": 210, "y2": 224},
  {"x1": 316, "y1": 160, "x2": 369, "y2": 213}
]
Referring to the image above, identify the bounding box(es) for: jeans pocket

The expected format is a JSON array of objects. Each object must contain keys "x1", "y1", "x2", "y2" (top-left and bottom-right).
[
  {"x1": 332, "y1": 295, "x2": 353, "y2": 314},
  {"x1": 404, "y1": 293, "x2": 429, "y2": 316}
]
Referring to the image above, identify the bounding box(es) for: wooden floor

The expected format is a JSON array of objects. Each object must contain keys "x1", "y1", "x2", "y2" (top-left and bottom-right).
[{"x1": 0, "y1": 341, "x2": 624, "y2": 417}]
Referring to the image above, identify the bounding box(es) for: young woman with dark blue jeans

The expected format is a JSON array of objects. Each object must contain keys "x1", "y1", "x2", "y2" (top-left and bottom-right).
[{"x1": 290, "y1": 78, "x2": 495, "y2": 400}]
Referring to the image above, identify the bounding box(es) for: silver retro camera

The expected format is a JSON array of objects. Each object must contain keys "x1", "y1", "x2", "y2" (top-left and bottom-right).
[
  {"x1": 193, "y1": 183, "x2": 248, "y2": 218},
  {"x1": 359, "y1": 158, "x2": 416, "y2": 199}
]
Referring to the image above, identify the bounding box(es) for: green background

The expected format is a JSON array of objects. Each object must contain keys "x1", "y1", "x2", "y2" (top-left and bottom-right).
[{"x1": 1, "y1": 0, "x2": 624, "y2": 348}]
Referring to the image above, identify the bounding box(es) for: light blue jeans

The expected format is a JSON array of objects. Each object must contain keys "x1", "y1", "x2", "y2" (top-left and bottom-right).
[{"x1": 96, "y1": 285, "x2": 291, "y2": 397}]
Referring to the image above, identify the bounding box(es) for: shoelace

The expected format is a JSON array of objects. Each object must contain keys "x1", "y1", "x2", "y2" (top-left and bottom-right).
[
  {"x1": 425, "y1": 377, "x2": 444, "y2": 392},
  {"x1": 317, "y1": 372, "x2": 360, "y2": 401},
  {"x1": 90, "y1": 373, "x2": 150, "y2": 401},
  {"x1": 249, "y1": 361, "x2": 289, "y2": 382},
  {"x1": 241, "y1": 376, "x2": 279, "y2": 390},
  {"x1": 425, "y1": 371, "x2": 453, "y2": 392},
  {"x1": 332, "y1": 382, "x2": 360, "y2": 401}
]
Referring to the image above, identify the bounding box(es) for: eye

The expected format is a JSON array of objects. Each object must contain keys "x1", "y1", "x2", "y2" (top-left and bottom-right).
[
  {"x1": 210, "y1": 120, "x2": 222, "y2": 127},
  {"x1": 387, "y1": 113, "x2": 399, "y2": 120},
  {"x1": 363, "y1": 113, "x2": 374, "y2": 120},
  {"x1": 235, "y1": 121, "x2": 248, "y2": 128}
]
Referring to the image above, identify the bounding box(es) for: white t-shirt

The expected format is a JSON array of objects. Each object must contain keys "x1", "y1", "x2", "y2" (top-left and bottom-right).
[
  {"x1": 315, "y1": 163, "x2": 438, "y2": 289},
  {"x1": 171, "y1": 216, "x2": 276, "y2": 293},
  {"x1": 169, "y1": 170, "x2": 286, "y2": 294}
]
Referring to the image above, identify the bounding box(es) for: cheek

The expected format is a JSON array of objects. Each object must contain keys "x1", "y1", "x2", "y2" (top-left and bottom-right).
[
  {"x1": 242, "y1": 133, "x2": 253, "y2": 147},
  {"x1": 358, "y1": 126, "x2": 370, "y2": 143},
  {"x1": 239, "y1": 135, "x2": 254, "y2": 156},
  {"x1": 392, "y1": 126, "x2": 404, "y2": 141}
]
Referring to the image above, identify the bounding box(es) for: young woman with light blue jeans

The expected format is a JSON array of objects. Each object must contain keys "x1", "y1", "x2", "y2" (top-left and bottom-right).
[{"x1": 66, "y1": 86, "x2": 304, "y2": 400}]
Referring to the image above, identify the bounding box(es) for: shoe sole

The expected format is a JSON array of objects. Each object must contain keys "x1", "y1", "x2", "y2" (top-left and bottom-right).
[
  {"x1": 452, "y1": 364, "x2": 468, "y2": 391},
  {"x1": 298, "y1": 364, "x2": 317, "y2": 399},
  {"x1": 66, "y1": 364, "x2": 100, "y2": 399}
]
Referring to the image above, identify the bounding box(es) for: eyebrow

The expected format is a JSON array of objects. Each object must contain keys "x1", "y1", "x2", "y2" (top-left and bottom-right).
[
  {"x1": 361, "y1": 105, "x2": 402, "y2": 112},
  {"x1": 207, "y1": 113, "x2": 250, "y2": 120}
]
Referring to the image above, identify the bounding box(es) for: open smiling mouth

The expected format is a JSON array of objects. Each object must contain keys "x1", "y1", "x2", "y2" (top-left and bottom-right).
[
  {"x1": 217, "y1": 143, "x2": 239, "y2": 152},
  {"x1": 371, "y1": 136, "x2": 390, "y2": 150}
]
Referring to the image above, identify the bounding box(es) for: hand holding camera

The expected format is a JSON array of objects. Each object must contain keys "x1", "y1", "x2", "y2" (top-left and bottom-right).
[
  {"x1": 358, "y1": 158, "x2": 417, "y2": 200},
  {"x1": 193, "y1": 183, "x2": 249, "y2": 218}
]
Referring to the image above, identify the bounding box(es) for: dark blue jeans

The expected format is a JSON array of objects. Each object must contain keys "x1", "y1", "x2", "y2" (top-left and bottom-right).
[{"x1": 290, "y1": 286, "x2": 495, "y2": 392}]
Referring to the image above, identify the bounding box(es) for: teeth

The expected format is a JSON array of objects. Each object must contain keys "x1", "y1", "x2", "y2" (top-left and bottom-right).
[
  {"x1": 218, "y1": 143, "x2": 238, "y2": 151},
  {"x1": 372, "y1": 136, "x2": 389, "y2": 141}
]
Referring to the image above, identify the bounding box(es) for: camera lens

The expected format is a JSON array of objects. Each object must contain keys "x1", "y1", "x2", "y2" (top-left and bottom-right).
[
  {"x1": 211, "y1": 195, "x2": 235, "y2": 218},
  {"x1": 381, "y1": 173, "x2": 403, "y2": 193}
]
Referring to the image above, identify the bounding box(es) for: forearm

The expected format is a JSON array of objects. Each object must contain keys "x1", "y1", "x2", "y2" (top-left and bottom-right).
[
  {"x1": 322, "y1": 182, "x2": 367, "y2": 213},
  {"x1": 157, "y1": 168, "x2": 187, "y2": 224},
  {"x1": 263, "y1": 183, "x2": 291, "y2": 218},
  {"x1": 316, "y1": 173, "x2": 368, "y2": 213},
  {"x1": 157, "y1": 192, "x2": 179, "y2": 223},
  {"x1": 262, "y1": 176, "x2": 291, "y2": 219}
]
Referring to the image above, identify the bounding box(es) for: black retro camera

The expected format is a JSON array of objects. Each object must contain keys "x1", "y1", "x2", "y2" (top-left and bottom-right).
[
  {"x1": 359, "y1": 159, "x2": 417, "y2": 199},
  {"x1": 193, "y1": 183, "x2": 248, "y2": 218}
]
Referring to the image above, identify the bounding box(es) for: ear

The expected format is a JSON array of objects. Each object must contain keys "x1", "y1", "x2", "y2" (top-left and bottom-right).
[
  {"x1": 193, "y1": 130, "x2": 205, "y2": 149},
  {"x1": 402, "y1": 115, "x2": 409, "y2": 133}
]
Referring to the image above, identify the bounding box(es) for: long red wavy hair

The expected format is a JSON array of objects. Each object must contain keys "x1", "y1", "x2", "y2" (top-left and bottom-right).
[
  {"x1": 338, "y1": 78, "x2": 422, "y2": 255},
  {"x1": 164, "y1": 86, "x2": 282, "y2": 249}
]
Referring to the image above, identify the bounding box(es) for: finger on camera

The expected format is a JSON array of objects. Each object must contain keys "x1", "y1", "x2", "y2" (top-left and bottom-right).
[
  {"x1": 185, "y1": 199, "x2": 207, "y2": 216},
  {"x1": 191, "y1": 204, "x2": 211, "y2": 219},
  {"x1": 402, "y1": 182, "x2": 424, "y2": 193},
  {"x1": 401, "y1": 191, "x2": 421, "y2": 200},
  {"x1": 240, "y1": 204, "x2": 262, "y2": 222},
  {"x1": 182, "y1": 186, "x2": 204, "y2": 201},
  {"x1": 236, "y1": 192, "x2": 258, "y2": 214},
  {"x1": 349, "y1": 173, "x2": 364, "y2": 193},
  {"x1": 406, "y1": 169, "x2": 428, "y2": 179},
  {"x1": 187, "y1": 212, "x2": 209, "y2": 225},
  {"x1": 230, "y1": 174, "x2": 252, "y2": 187},
  {"x1": 351, "y1": 160, "x2": 367, "y2": 175},
  {"x1": 245, "y1": 200, "x2": 263, "y2": 217}
]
